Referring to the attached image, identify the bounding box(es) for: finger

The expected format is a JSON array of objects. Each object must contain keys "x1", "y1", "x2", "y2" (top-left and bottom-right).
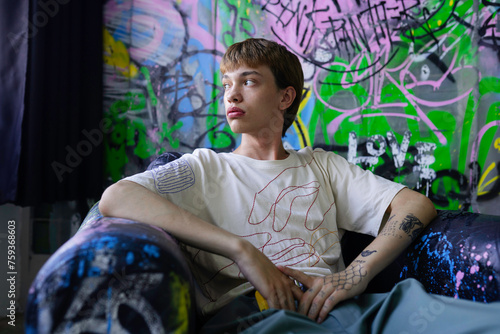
[
  {"x1": 308, "y1": 288, "x2": 331, "y2": 320},
  {"x1": 272, "y1": 287, "x2": 296, "y2": 311},
  {"x1": 317, "y1": 294, "x2": 336, "y2": 323},
  {"x1": 266, "y1": 283, "x2": 298, "y2": 311},
  {"x1": 282, "y1": 276, "x2": 306, "y2": 310},
  {"x1": 271, "y1": 281, "x2": 291, "y2": 311},
  {"x1": 316, "y1": 288, "x2": 347, "y2": 323},
  {"x1": 307, "y1": 277, "x2": 339, "y2": 321},
  {"x1": 297, "y1": 280, "x2": 323, "y2": 316},
  {"x1": 280, "y1": 289, "x2": 295, "y2": 311},
  {"x1": 266, "y1": 291, "x2": 279, "y2": 310},
  {"x1": 276, "y1": 269, "x2": 301, "y2": 310}
]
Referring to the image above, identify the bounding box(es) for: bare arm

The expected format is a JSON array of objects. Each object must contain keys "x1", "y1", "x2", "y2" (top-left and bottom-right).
[
  {"x1": 356, "y1": 187, "x2": 437, "y2": 281},
  {"x1": 281, "y1": 188, "x2": 437, "y2": 322},
  {"x1": 99, "y1": 180, "x2": 303, "y2": 308},
  {"x1": 100, "y1": 180, "x2": 239, "y2": 256}
]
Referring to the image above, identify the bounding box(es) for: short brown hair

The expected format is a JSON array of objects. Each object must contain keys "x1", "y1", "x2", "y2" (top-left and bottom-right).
[{"x1": 220, "y1": 38, "x2": 304, "y2": 137}]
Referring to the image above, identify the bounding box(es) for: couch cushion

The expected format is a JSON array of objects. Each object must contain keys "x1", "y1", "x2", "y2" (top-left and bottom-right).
[
  {"x1": 342, "y1": 210, "x2": 500, "y2": 302},
  {"x1": 402, "y1": 210, "x2": 500, "y2": 302},
  {"x1": 26, "y1": 217, "x2": 197, "y2": 333}
]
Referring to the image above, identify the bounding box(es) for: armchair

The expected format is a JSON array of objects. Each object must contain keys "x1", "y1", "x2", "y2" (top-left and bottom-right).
[{"x1": 26, "y1": 153, "x2": 500, "y2": 333}]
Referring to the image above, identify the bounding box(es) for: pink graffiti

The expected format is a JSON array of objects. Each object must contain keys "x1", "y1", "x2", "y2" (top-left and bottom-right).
[
  {"x1": 315, "y1": 30, "x2": 477, "y2": 145},
  {"x1": 350, "y1": 112, "x2": 420, "y2": 123},
  {"x1": 455, "y1": 270, "x2": 465, "y2": 296},
  {"x1": 470, "y1": 120, "x2": 500, "y2": 162},
  {"x1": 325, "y1": 39, "x2": 477, "y2": 145},
  {"x1": 264, "y1": 0, "x2": 479, "y2": 146},
  {"x1": 470, "y1": 265, "x2": 480, "y2": 274}
]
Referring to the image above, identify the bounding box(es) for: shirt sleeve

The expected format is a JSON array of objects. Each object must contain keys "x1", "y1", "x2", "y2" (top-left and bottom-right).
[
  {"x1": 325, "y1": 152, "x2": 406, "y2": 237},
  {"x1": 123, "y1": 156, "x2": 197, "y2": 196}
]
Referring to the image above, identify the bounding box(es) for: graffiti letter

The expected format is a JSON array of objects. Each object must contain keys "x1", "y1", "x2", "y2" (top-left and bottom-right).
[
  {"x1": 366, "y1": 134, "x2": 387, "y2": 158},
  {"x1": 348, "y1": 132, "x2": 379, "y2": 166},
  {"x1": 413, "y1": 142, "x2": 437, "y2": 188},
  {"x1": 387, "y1": 131, "x2": 411, "y2": 169}
]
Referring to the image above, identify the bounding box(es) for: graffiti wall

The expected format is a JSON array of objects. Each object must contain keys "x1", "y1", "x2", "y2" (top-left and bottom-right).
[{"x1": 103, "y1": 0, "x2": 500, "y2": 215}]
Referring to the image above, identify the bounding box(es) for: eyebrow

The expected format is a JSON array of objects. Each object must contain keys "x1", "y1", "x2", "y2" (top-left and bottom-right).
[{"x1": 222, "y1": 70, "x2": 263, "y2": 80}]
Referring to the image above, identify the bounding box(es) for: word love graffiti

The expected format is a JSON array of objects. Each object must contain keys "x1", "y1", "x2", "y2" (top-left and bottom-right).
[{"x1": 347, "y1": 131, "x2": 436, "y2": 187}]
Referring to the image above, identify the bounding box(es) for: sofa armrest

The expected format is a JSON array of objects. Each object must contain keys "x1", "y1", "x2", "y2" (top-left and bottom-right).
[
  {"x1": 26, "y1": 216, "x2": 198, "y2": 333},
  {"x1": 342, "y1": 210, "x2": 500, "y2": 302},
  {"x1": 402, "y1": 210, "x2": 500, "y2": 301}
]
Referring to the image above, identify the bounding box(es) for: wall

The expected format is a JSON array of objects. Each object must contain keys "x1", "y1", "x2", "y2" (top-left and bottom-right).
[{"x1": 103, "y1": 0, "x2": 500, "y2": 215}]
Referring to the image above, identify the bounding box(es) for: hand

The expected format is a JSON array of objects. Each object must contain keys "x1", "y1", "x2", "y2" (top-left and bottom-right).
[
  {"x1": 279, "y1": 263, "x2": 369, "y2": 323},
  {"x1": 233, "y1": 240, "x2": 304, "y2": 311}
]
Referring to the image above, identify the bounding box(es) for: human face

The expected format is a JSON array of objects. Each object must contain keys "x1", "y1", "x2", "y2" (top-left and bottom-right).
[{"x1": 222, "y1": 64, "x2": 286, "y2": 137}]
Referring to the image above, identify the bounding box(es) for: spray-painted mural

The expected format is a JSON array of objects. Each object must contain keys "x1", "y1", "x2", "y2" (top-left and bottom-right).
[{"x1": 103, "y1": 0, "x2": 500, "y2": 214}]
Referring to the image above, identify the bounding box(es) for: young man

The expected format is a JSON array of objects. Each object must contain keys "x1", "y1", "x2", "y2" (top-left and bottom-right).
[{"x1": 99, "y1": 39, "x2": 437, "y2": 327}]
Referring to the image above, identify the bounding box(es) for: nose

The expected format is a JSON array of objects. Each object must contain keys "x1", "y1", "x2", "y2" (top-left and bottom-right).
[{"x1": 225, "y1": 86, "x2": 242, "y2": 103}]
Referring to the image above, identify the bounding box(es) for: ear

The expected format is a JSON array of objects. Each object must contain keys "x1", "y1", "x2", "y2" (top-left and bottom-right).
[{"x1": 279, "y1": 86, "x2": 296, "y2": 111}]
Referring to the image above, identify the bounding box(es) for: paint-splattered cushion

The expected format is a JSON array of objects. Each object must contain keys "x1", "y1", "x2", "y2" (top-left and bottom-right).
[
  {"x1": 25, "y1": 216, "x2": 197, "y2": 333},
  {"x1": 343, "y1": 210, "x2": 500, "y2": 302},
  {"x1": 401, "y1": 210, "x2": 500, "y2": 302}
]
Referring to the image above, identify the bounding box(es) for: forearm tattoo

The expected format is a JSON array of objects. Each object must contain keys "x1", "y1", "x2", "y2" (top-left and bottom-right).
[
  {"x1": 322, "y1": 264, "x2": 367, "y2": 291},
  {"x1": 302, "y1": 264, "x2": 368, "y2": 315},
  {"x1": 399, "y1": 213, "x2": 424, "y2": 240},
  {"x1": 380, "y1": 215, "x2": 402, "y2": 239},
  {"x1": 380, "y1": 213, "x2": 424, "y2": 241},
  {"x1": 361, "y1": 250, "x2": 376, "y2": 257}
]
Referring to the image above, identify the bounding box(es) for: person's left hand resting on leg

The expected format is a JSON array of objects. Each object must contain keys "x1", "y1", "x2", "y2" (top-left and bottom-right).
[{"x1": 279, "y1": 264, "x2": 369, "y2": 323}]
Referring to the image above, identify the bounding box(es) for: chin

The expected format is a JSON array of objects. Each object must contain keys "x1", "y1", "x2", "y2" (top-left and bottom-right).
[{"x1": 227, "y1": 123, "x2": 245, "y2": 134}]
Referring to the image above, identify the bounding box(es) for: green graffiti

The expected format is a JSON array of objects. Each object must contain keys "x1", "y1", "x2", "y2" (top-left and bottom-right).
[
  {"x1": 476, "y1": 77, "x2": 500, "y2": 173},
  {"x1": 458, "y1": 92, "x2": 476, "y2": 175},
  {"x1": 105, "y1": 73, "x2": 163, "y2": 180},
  {"x1": 103, "y1": 0, "x2": 500, "y2": 213},
  {"x1": 158, "y1": 121, "x2": 183, "y2": 151},
  {"x1": 427, "y1": 110, "x2": 455, "y2": 168},
  {"x1": 128, "y1": 119, "x2": 156, "y2": 159},
  {"x1": 105, "y1": 144, "x2": 128, "y2": 182},
  {"x1": 219, "y1": 0, "x2": 257, "y2": 46},
  {"x1": 480, "y1": 101, "x2": 500, "y2": 165},
  {"x1": 479, "y1": 77, "x2": 500, "y2": 96},
  {"x1": 140, "y1": 66, "x2": 158, "y2": 107}
]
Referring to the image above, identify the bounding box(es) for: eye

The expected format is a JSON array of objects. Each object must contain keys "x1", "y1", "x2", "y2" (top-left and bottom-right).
[
  {"x1": 244, "y1": 80, "x2": 255, "y2": 86},
  {"x1": 222, "y1": 83, "x2": 230, "y2": 90}
]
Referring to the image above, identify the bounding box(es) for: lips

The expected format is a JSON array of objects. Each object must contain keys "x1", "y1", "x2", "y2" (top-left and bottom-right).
[{"x1": 227, "y1": 106, "x2": 245, "y2": 118}]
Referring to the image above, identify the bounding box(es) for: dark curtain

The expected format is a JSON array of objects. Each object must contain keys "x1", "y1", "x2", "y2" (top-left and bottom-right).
[
  {"x1": 15, "y1": 0, "x2": 104, "y2": 206},
  {"x1": 0, "y1": 1, "x2": 29, "y2": 203}
]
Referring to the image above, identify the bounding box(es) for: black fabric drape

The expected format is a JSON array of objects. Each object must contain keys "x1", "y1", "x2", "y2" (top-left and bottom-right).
[
  {"x1": 16, "y1": 0, "x2": 104, "y2": 206},
  {"x1": 0, "y1": 1, "x2": 29, "y2": 203}
]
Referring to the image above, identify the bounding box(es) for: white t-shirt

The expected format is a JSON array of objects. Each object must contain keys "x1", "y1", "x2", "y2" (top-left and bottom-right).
[{"x1": 124, "y1": 147, "x2": 405, "y2": 315}]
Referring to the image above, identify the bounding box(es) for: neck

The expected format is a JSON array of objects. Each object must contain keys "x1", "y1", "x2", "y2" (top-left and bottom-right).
[{"x1": 233, "y1": 134, "x2": 289, "y2": 160}]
